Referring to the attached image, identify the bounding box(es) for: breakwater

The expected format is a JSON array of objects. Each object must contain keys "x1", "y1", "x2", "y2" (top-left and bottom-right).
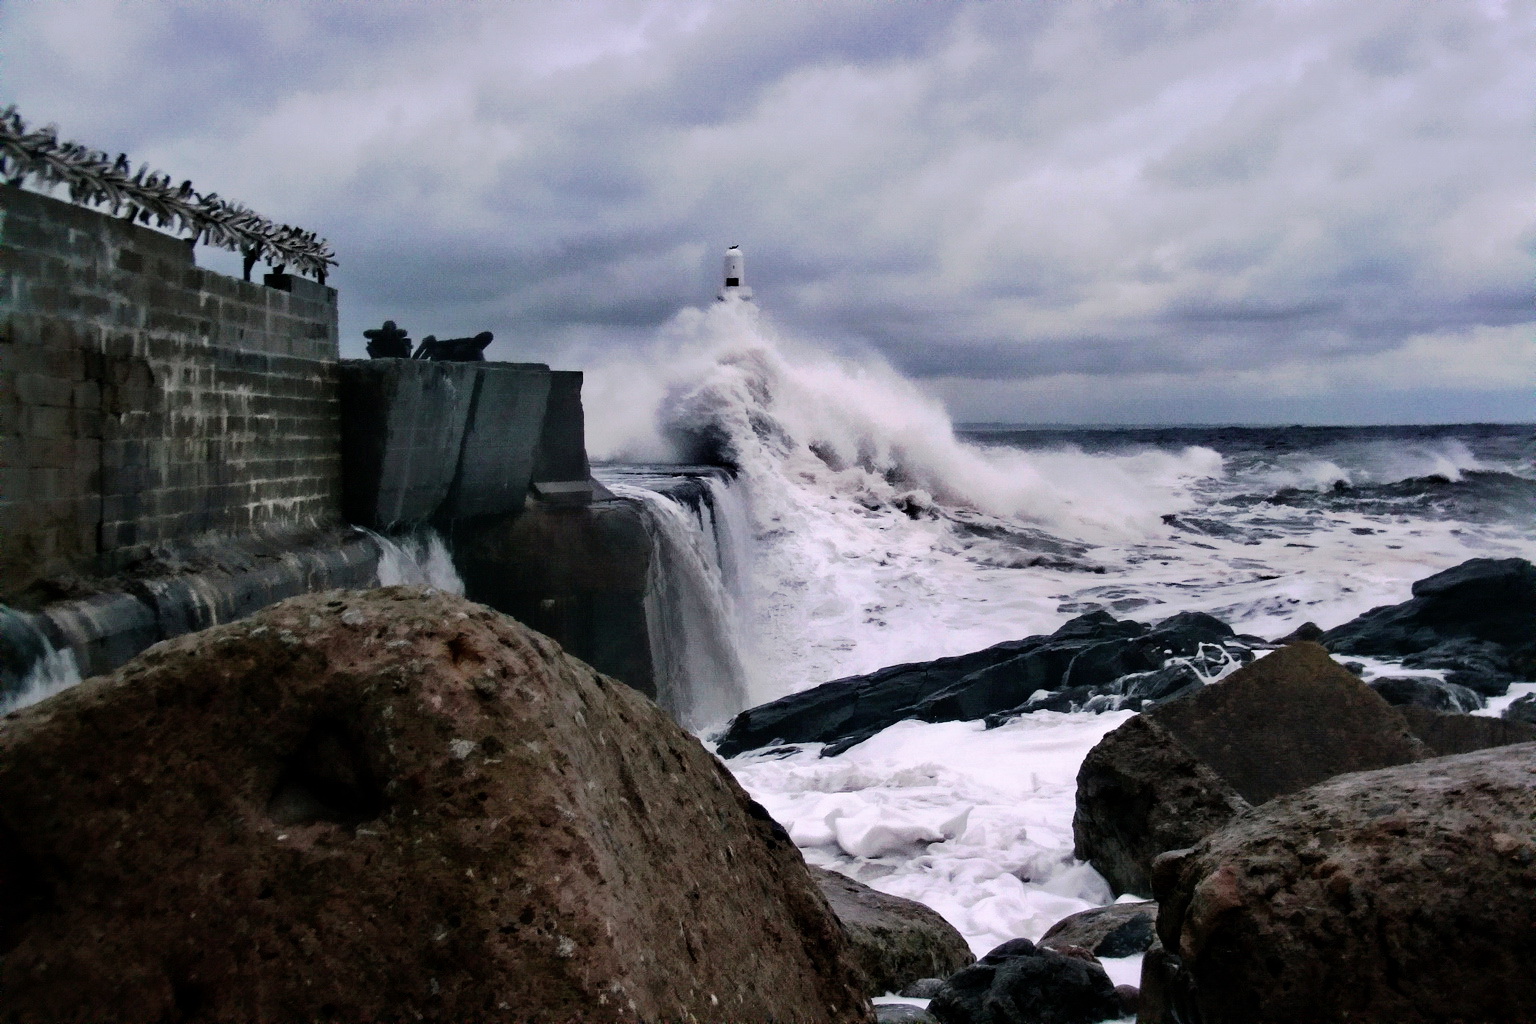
[{"x1": 3, "y1": 182, "x2": 740, "y2": 726}]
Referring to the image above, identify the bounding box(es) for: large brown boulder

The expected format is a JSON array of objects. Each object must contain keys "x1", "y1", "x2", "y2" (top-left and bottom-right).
[
  {"x1": 0, "y1": 587, "x2": 872, "y2": 1023},
  {"x1": 811, "y1": 866, "x2": 975, "y2": 997},
  {"x1": 1073, "y1": 642, "x2": 1430, "y2": 895},
  {"x1": 1142, "y1": 743, "x2": 1536, "y2": 1024}
]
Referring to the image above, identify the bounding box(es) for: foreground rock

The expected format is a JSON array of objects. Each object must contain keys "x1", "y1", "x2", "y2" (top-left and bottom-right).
[
  {"x1": 813, "y1": 867, "x2": 976, "y2": 998},
  {"x1": 928, "y1": 938, "x2": 1121, "y2": 1024},
  {"x1": 1074, "y1": 642, "x2": 1430, "y2": 895},
  {"x1": 717, "y1": 610, "x2": 1255, "y2": 757},
  {"x1": 0, "y1": 587, "x2": 871, "y2": 1023},
  {"x1": 1143, "y1": 743, "x2": 1536, "y2": 1024},
  {"x1": 1320, "y1": 556, "x2": 1536, "y2": 694}
]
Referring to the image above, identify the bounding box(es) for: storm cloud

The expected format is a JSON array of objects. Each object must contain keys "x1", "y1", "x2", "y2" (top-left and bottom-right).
[{"x1": 3, "y1": 0, "x2": 1531, "y2": 423}]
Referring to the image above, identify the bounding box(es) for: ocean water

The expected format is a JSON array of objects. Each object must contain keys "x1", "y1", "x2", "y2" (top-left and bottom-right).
[
  {"x1": 588, "y1": 299, "x2": 1536, "y2": 987},
  {"x1": 589, "y1": 301, "x2": 1536, "y2": 712}
]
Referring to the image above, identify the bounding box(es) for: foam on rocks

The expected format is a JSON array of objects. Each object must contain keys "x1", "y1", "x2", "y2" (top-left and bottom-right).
[{"x1": 0, "y1": 587, "x2": 872, "y2": 1023}]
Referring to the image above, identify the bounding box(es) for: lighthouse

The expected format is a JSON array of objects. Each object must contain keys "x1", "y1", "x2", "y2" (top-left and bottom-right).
[{"x1": 716, "y1": 245, "x2": 754, "y2": 302}]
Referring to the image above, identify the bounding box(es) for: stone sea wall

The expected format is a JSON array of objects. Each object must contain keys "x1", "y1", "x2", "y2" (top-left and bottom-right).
[
  {"x1": 2, "y1": 183, "x2": 656, "y2": 707},
  {"x1": 0, "y1": 183, "x2": 341, "y2": 601}
]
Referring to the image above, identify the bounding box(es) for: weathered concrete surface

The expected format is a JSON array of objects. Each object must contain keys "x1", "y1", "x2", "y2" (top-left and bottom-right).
[
  {"x1": 338, "y1": 360, "x2": 478, "y2": 528},
  {"x1": 446, "y1": 365, "x2": 551, "y2": 520},
  {"x1": 1, "y1": 526, "x2": 380, "y2": 690},
  {"x1": 531, "y1": 369, "x2": 592, "y2": 486},
  {"x1": 338, "y1": 360, "x2": 594, "y2": 528},
  {"x1": 454, "y1": 499, "x2": 656, "y2": 701},
  {"x1": 811, "y1": 867, "x2": 975, "y2": 998},
  {"x1": 0, "y1": 588, "x2": 873, "y2": 1023},
  {"x1": 1144, "y1": 744, "x2": 1536, "y2": 1024},
  {"x1": 1074, "y1": 643, "x2": 1430, "y2": 895}
]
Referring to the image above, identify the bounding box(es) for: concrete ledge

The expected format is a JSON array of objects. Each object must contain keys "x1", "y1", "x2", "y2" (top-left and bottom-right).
[{"x1": 2, "y1": 529, "x2": 381, "y2": 688}]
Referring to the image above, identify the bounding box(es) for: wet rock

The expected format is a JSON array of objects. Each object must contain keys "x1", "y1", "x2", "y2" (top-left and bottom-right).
[
  {"x1": 813, "y1": 866, "x2": 975, "y2": 998},
  {"x1": 1397, "y1": 704, "x2": 1536, "y2": 756},
  {"x1": 1145, "y1": 743, "x2": 1536, "y2": 1024},
  {"x1": 0, "y1": 588, "x2": 872, "y2": 1024},
  {"x1": 1400, "y1": 638, "x2": 1516, "y2": 696},
  {"x1": 928, "y1": 938, "x2": 1121, "y2": 1024},
  {"x1": 1270, "y1": 620, "x2": 1322, "y2": 644},
  {"x1": 1038, "y1": 902, "x2": 1158, "y2": 958},
  {"x1": 717, "y1": 611, "x2": 1254, "y2": 758},
  {"x1": 1321, "y1": 557, "x2": 1536, "y2": 694},
  {"x1": 1505, "y1": 693, "x2": 1536, "y2": 725},
  {"x1": 900, "y1": 978, "x2": 947, "y2": 999},
  {"x1": 1368, "y1": 674, "x2": 1483, "y2": 712},
  {"x1": 877, "y1": 1004, "x2": 940, "y2": 1023},
  {"x1": 1073, "y1": 714, "x2": 1252, "y2": 897},
  {"x1": 1113, "y1": 985, "x2": 1140, "y2": 1018},
  {"x1": 1074, "y1": 643, "x2": 1430, "y2": 895}
]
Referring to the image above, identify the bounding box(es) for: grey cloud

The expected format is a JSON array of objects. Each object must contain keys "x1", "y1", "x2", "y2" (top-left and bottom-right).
[{"x1": 2, "y1": 0, "x2": 1532, "y2": 422}]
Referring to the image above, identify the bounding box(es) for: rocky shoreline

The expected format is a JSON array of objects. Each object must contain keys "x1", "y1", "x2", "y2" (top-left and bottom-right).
[{"x1": 1, "y1": 557, "x2": 1532, "y2": 1022}]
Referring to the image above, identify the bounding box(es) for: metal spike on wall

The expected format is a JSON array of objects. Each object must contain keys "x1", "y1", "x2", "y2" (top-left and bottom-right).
[{"x1": 0, "y1": 105, "x2": 337, "y2": 281}]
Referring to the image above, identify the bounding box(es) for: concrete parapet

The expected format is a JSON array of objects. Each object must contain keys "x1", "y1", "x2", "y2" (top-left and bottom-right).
[
  {"x1": 447, "y1": 364, "x2": 552, "y2": 520},
  {"x1": 532, "y1": 370, "x2": 591, "y2": 485},
  {"x1": 338, "y1": 360, "x2": 478, "y2": 529},
  {"x1": 339, "y1": 359, "x2": 594, "y2": 529}
]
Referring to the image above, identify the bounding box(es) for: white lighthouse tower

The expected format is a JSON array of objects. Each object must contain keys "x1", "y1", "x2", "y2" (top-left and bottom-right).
[{"x1": 716, "y1": 245, "x2": 754, "y2": 302}]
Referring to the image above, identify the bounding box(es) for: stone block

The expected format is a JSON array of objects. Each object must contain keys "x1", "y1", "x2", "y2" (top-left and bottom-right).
[
  {"x1": 443, "y1": 363, "x2": 551, "y2": 521},
  {"x1": 23, "y1": 406, "x2": 72, "y2": 440},
  {"x1": 17, "y1": 374, "x2": 76, "y2": 409},
  {"x1": 531, "y1": 369, "x2": 592, "y2": 484},
  {"x1": 338, "y1": 359, "x2": 477, "y2": 529}
]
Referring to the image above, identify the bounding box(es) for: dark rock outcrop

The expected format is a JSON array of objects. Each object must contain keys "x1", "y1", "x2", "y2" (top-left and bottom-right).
[
  {"x1": 1038, "y1": 901, "x2": 1159, "y2": 959},
  {"x1": 812, "y1": 866, "x2": 976, "y2": 998},
  {"x1": 0, "y1": 587, "x2": 872, "y2": 1024},
  {"x1": 1320, "y1": 557, "x2": 1536, "y2": 694},
  {"x1": 1396, "y1": 704, "x2": 1536, "y2": 756},
  {"x1": 717, "y1": 610, "x2": 1255, "y2": 758},
  {"x1": 1506, "y1": 693, "x2": 1536, "y2": 725},
  {"x1": 1072, "y1": 714, "x2": 1252, "y2": 898},
  {"x1": 1143, "y1": 743, "x2": 1536, "y2": 1024},
  {"x1": 1073, "y1": 643, "x2": 1430, "y2": 895},
  {"x1": 1368, "y1": 674, "x2": 1482, "y2": 712},
  {"x1": 928, "y1": 938, "x2": 1121, "y2": 1024}
]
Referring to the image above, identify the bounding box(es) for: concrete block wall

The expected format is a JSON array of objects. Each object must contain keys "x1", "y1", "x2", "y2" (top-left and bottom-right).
[
  {"x1": 0, "y1": 184, "x2": 342, "y2": 602},
  {"x1": 338, "y1": 359, "x2": 575, "y2": 530}
]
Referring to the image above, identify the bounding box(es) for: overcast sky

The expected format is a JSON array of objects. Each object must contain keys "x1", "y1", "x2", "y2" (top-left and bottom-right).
[{"x1": 3, "y1": 0, "x2": 1532, "y2": 424}]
